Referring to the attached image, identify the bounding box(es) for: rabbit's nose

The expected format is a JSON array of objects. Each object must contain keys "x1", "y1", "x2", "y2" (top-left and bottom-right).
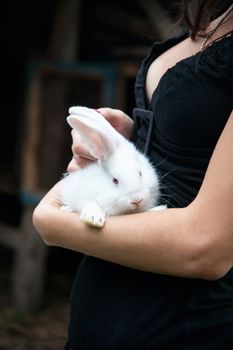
[{"x1": 131, "y1": 198, "x2": 143, "y2": 207}]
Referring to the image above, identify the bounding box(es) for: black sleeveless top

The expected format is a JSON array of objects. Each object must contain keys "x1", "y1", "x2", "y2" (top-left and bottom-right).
[
  {"x1": 66, "y1": 32, "x2": 233, "y2": 350},
  {"x1": 134, "y1": 30, "x2": 233, "y2": 208}
]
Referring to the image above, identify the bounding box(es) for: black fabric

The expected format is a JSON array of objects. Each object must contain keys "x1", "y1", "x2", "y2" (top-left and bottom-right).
[
  {"x1": 133, "y1": 108, "x2": 155, "y2": 155},
  {"x1": 66, "y1": 32, "x2": 233, "y2": 349},
  {"x1": 135, "y1": 31, "x2": 233, "y2": 208}
]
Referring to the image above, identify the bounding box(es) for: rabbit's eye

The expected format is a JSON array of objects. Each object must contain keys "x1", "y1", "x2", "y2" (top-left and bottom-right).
[
  {"x1": 139, "y1": 171, "x2": 142, "y2": 176},
  {"x1": 113, "y1": 178, "x2": 119, "y2": 185}
]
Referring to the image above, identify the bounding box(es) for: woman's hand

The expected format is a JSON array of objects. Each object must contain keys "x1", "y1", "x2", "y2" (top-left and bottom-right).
[
  {"x1": 40, "y1": 182, "x2": 62, "y2": 208},
  {"x1": 67, "y1": 108, "x2": 134, "y2": 172},
  {"x1": 32, "y1": 182, "x2": 64, "y2": 243},
  {"x1": 97, "y1": 108, "x2": 134, "y2": 139}
]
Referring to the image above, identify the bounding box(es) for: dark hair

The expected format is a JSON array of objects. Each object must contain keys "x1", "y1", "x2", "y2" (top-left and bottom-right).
[{"x1": 179, "y1": 0, "x2": 233, "y2": 39}]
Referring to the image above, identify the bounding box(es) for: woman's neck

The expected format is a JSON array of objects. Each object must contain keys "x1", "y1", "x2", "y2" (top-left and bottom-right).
[{"x1": 204, "y1": 4, "x2": 233, "y2": 42}]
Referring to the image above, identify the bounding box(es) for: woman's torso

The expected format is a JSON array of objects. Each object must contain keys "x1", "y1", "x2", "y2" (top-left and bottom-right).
[
  {"x1": 146, "y1": 35, "x2": 204, "y2": 102},
  {"x1": 67, "y1": 31, "x2": 233, "y2": 350}
]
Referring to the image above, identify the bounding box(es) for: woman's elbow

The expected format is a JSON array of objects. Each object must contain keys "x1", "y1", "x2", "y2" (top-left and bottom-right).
[
  {"x1": 196, "y1": 260, "x2": 230, "y2": 280},
  {"x1": 184, "y1": 206, "x2": 232, "y2": 280},
  {"x1": 192, "y1": 238, "x2": 231, "y2": 281}
]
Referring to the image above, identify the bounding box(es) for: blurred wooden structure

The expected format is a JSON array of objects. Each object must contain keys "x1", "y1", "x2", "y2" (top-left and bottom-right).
[
  {"x1": 0, "y1": 0, "x2": 82, "y2": 312},
  {"x1": 22, "y1": 61, "x2": 139, "y2": 193}
]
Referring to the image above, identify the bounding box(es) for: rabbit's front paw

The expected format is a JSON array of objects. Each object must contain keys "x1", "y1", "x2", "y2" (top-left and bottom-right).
[{"x1": 80, "y1": 202, "x2": 106, "y2": 228}]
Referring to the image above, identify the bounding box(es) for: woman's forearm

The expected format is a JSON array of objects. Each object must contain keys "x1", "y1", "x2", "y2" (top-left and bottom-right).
[{"x1": 33, "y1": 194, "x2": 224, "y2": 280}]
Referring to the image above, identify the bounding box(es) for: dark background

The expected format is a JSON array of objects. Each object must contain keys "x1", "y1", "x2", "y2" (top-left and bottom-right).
[
  {"x1": 0, "y1": 1, "x2": 179, "y2": 348},
  {"x1": 0, "y1": 0, "x2": 177, "y2": 184}
]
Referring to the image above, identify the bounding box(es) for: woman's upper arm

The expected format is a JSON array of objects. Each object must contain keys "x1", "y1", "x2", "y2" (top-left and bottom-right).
[{"x1": 188, "y1": 110, "x2": 233, "y2": 276}]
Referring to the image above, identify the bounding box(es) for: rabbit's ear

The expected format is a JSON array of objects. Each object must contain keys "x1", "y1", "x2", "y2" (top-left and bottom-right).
[
  {"x1": 67, "y1": 116, "x2": 116, "y2": 161},
  {"x1": 68, "y1": 106, "x2": 122, "y2": 141}
]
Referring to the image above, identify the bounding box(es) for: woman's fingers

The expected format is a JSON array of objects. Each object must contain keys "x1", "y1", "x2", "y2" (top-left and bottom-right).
[
  {"x1": 97, "y1": 108, "x2": 134, "y2": 139},
  {"x1": 71, "y1": 130, "x2": 96, "y2": 160},
  {"x1": 67, "y1": 107, "x2": 134, "y2": 172},
  {"x1": 67, "y1": 156, "x2": 93, "y2": 172},
  {"x1": 67, "y1": 130, "x2": 96, "y2": 172}
]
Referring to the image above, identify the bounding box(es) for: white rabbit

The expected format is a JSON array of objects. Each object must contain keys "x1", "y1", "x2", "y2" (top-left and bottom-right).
[{"x1": 61, "y1": 106, "x2": 166, "y2": 227}]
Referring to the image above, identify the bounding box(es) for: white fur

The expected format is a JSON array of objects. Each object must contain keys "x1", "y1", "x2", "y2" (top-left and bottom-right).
[{"x1": 61, "y1": 106, "x2": 165, "y2": 227}]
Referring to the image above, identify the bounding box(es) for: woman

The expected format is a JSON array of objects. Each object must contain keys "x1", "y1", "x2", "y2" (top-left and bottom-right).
[{"x1": 33, "y1": 0, "x2": 233, "y2": 349}]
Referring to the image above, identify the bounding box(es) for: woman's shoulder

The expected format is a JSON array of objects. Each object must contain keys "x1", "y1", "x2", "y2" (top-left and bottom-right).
[{"x1": 201, "y1": 33, "x2": 233, "y2": 74}]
